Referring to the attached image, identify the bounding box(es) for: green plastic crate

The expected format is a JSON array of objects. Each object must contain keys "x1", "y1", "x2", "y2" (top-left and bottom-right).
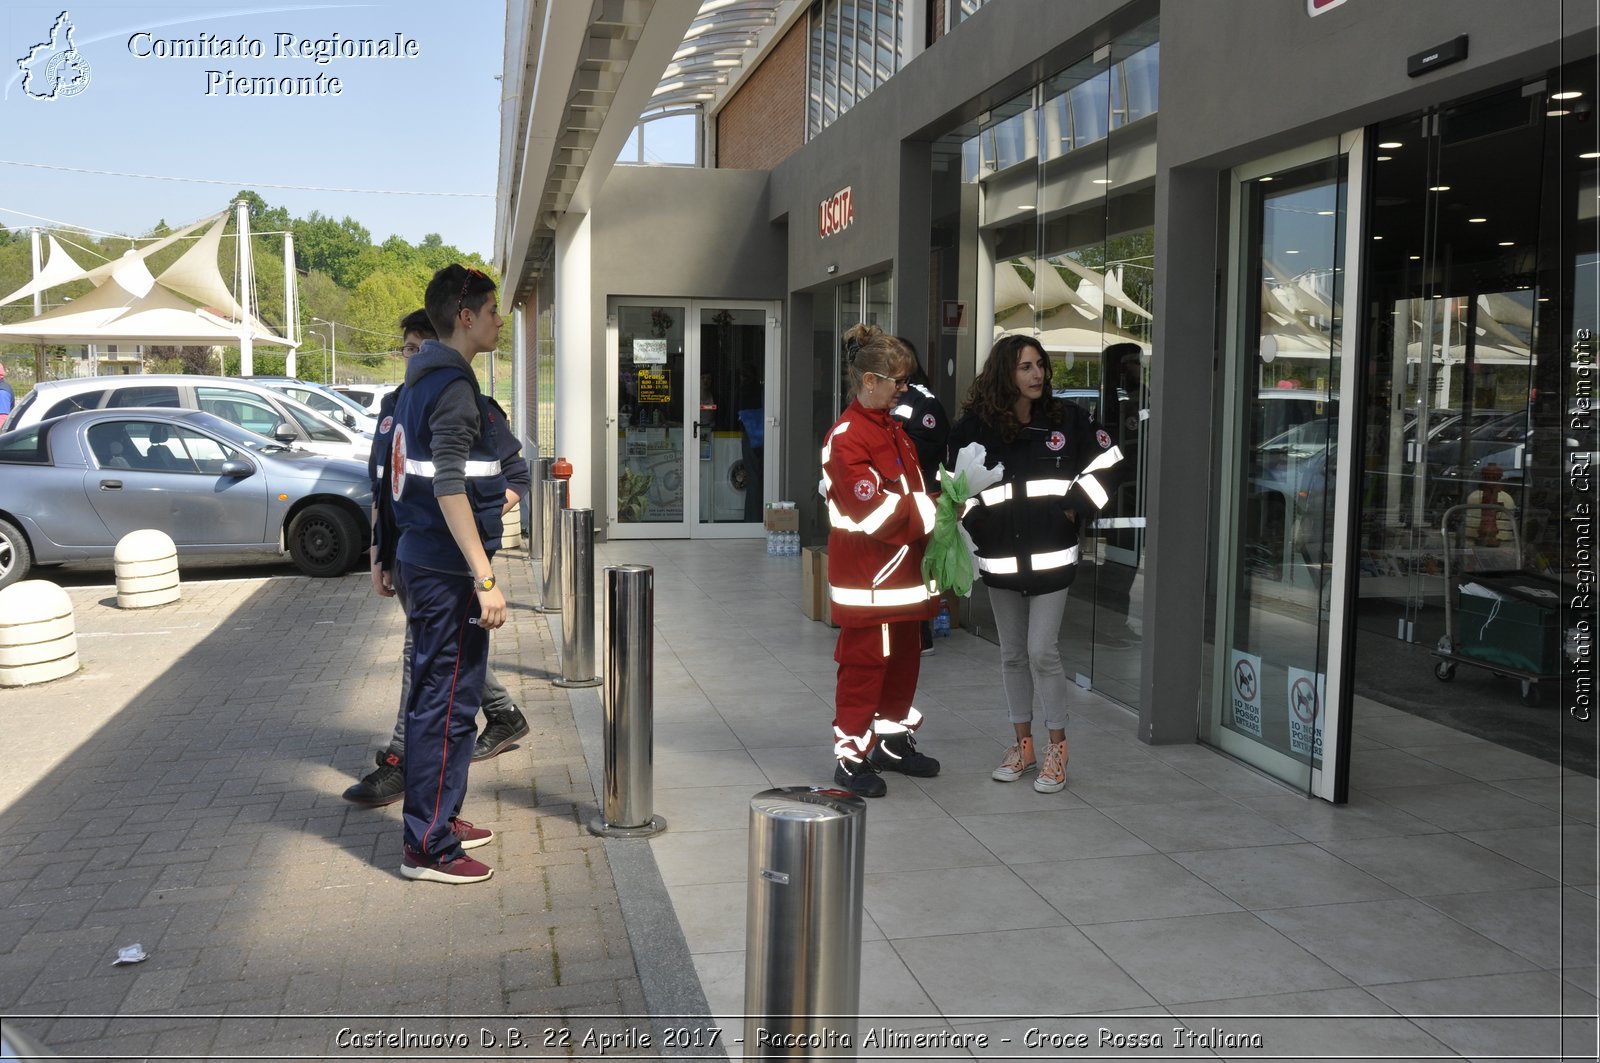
[{"x1": 1457, "y1": 581, "x2": 1562, "y2": 676}]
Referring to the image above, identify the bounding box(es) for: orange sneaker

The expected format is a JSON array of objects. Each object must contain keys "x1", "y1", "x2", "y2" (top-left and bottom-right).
[
  {"x1": 1033, "y1": 739, "x2": 1068, "y2": 793},
  {"x1": 991, "y1": 736, "x2": 1036, "y2": 782}
]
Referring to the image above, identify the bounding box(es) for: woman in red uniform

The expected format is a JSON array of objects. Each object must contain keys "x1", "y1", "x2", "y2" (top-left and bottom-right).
[{"x1": 822, "y1": 324, "x2": 940, "y2": 797}]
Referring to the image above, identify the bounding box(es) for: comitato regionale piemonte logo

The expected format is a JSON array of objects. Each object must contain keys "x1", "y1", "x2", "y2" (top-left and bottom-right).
[{"x1": 17, "y1": 10, "x2": 92, "y2": 101}]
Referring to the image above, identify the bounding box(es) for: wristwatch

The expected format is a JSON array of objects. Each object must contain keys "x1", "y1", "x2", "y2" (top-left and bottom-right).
[{"x1": 475, "y1": 573, "x2": 496, "y2": 592}]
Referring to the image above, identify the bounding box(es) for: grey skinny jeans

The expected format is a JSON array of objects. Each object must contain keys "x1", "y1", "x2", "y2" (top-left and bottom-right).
[
  {"x1": 386, "y1": 573, "x2": 515, "y2": 755},
  {"x1": 987, "y1": 585, "x2": 1072, "y2": 733}
]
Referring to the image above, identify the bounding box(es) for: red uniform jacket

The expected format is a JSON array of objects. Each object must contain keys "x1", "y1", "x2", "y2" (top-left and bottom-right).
[{"x1": 821, "y1": 400, "x2": 938, "y2": 627}]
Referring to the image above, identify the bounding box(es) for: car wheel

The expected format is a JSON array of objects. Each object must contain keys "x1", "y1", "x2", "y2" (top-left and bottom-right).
[
  {"x1": 0, "y1": 517, "x2": 32, "y2": 592},
  {"x1": 287, "y1": 503, "x2": 361, "y2": 578}
]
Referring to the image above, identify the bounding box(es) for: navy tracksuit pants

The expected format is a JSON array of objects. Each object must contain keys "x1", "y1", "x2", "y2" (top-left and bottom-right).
[{"x1": 396, "y1": 560, "x2": 486, "y2": 861}]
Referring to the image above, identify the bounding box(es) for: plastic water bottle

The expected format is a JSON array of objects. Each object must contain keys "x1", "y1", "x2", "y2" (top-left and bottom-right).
[{"x1": 933, "y1": 601, "x2": 951, "y2": 638}]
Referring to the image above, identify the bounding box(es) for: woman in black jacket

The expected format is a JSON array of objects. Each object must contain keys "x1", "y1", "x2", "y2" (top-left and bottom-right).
[{"x1": 948, "y1": 335, "x2": 1122, "y2": 792}]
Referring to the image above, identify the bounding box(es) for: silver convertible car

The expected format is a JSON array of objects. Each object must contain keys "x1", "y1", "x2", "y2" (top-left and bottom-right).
[{"x1": 0, "y1": 407, "x2": 372, "y2": 590}]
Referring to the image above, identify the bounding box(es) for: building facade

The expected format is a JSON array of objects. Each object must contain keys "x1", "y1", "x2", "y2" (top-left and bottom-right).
[{"x1": 499, "y1": 0, "x2": 1597, "y2": 800}]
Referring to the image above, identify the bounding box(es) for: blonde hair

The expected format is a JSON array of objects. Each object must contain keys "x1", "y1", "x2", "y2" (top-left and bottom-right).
[{"x1": 843, "y1": 323, "x2": 912, "y2": 398}]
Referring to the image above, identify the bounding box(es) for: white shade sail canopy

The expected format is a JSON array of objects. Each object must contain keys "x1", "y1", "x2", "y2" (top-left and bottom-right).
[{"x1": 0, "y1": 208, "x2": 290, "y2": 347}]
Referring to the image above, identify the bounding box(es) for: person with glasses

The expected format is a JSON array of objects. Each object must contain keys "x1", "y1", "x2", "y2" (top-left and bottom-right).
[
  {"x1": 949, "y1": 334, "x2": 1122, "y2": 794},
  {"x1": 344, "y1": 307, "x2": 531, "y2": 809},
  {"x1": 821, "y1": 323, "x2": 940, "y2": 797},
  {"x1": 386, "y1": 265, "x2": 511, "y2": 883}
]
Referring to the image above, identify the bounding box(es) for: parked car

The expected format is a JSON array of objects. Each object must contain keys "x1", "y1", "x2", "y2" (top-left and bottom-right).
[
  {"x1": 332, "y1": 382, "x2": 400, "y2": 415},
  {"x1": 2, "y1": 375, "x2": 369, "y2": 461},
  {"x1": 247, "y1": 376, "x2": 378, "y2": 436},
  {"x1": 0, "y1": 407, "x2": 372, "y2": 590}
]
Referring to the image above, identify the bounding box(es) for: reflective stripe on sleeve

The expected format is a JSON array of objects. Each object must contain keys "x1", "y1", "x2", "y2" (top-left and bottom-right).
[
  {"x1": 1076, "y1": 473, "x2": 1109, "y2": 509},
  {"x1": 977, "y1": 555, "x2": 1019, "y2": 574},
  {"x1": 913, "y1": 491, "x2": 936, "y2": 534},
  {"x1": 403, "y1": 458, "x2": 503, "y2": 478},
  {"x1": 830, "y1": 584, "x2": 932, "y2": 607},
  {"x1": 1081, "y1": 444, "x2": 1125, "y2": 476},
  {"x1": 892, "y1": 403, "x2": 914, "y2": 418}
]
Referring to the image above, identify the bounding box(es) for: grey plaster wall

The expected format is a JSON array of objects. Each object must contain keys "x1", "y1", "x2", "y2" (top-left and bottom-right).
[{"x1": 1159, "y1": 0, "x2": 1597, "y2": 172}]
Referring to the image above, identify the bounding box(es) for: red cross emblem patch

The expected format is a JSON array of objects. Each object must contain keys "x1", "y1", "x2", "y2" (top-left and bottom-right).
[
  {"x1": 1046, "y1": 431, "x2": 1066, "y2": 452},
  {"x1": 390, "y1": 423, "x2": 407, "y2": 501},
  {"x1": 379, "y1": 415, "x2": 393, "y2": 435},
  {"x1": 922, "y1": 413, "x2": 937, "y2": 429},
  {"x1": 854, "y1": 479, "x2": 876, "y2": 501},
  {"x1": 1096, "y1": 429, "x2": 1113, "y2": 449}
]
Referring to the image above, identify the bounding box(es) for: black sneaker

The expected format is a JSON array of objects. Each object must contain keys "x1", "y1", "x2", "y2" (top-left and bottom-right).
[
  {"x1": 868, "y1": 732, "x2": 941, "y2": 777},
  {"x1": 833, "y1": 758, "x2": 887, "y2": 798},
  {"x1": 473, "y1": 706, "x2": 530, "y2": 761},
  {"x1": 343, "y1": 750, "x2": 404, "y2": 807}
]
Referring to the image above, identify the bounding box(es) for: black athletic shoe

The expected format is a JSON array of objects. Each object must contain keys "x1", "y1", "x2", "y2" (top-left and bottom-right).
[
  {"x1": 343, "y1": 750, "x2": 404, "y2": 807},
  {"x1": 868, "y1": 732, "x2": 941, "y2": 777},
  {"x1": 473, "y1": 706, "x2": 530, "y2": 761},
  {"x1": 832, "y1": 758, "x2": 887, "y2": 798}
]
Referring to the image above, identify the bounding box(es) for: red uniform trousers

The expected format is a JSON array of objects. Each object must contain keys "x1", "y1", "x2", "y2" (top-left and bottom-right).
[{"x1": 833, "y1": 619, "x2": 923, "y2": 759}]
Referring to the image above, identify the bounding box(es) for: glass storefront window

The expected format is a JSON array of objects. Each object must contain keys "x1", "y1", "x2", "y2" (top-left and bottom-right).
[{"x1": 807, "y1": 0, "x2": 904, "y2": 139}]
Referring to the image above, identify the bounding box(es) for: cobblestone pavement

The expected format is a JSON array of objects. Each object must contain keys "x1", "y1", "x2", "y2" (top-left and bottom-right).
[{"x1": 0, "y1": 550, "x2": 674, "y2": 1060}]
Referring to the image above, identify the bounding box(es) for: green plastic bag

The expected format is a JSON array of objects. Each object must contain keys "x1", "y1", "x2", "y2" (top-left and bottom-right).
[{"x1": 921, "y1": 443, "x2": 1005, "y2": 599}]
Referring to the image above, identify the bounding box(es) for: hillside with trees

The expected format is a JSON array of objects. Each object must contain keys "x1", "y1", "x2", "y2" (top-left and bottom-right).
[{"x1": 0, "y1": 190, "x2": 502, "y2": 388}]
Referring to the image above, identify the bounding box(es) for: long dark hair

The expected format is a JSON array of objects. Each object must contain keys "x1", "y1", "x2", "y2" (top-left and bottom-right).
[{"x1": 961, "y1": 334, "x2": 1062, "y2": 442}]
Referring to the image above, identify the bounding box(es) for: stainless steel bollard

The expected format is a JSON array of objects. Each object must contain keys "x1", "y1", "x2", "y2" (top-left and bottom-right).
[
  {"x1": 553, "y1": 508, "x2": 601, "y2": 688},
  {"x1": 744, "y1": 787, "x2": 866, "y2": 1059},
  {"x1": 536, "y1": 478, "x2": 567, "y2": 613},
  {"x1": 587, "y1": 564, "x2": 666, "y2": 838},
  {"x1": 528, "y1": 457, "x2": 553, "y2": 558}
]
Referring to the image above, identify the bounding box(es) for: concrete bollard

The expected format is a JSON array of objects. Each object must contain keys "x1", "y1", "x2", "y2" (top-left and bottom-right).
[
  {"x1": 0, "y1": 581, "x2": 80, "y2": 687},
  {"x1": 114, "y1": 530, "x2": 180, "y2": 609}
]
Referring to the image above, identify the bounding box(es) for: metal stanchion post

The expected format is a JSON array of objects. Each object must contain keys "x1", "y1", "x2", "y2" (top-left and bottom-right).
[
  {"x1": 587, "y1": 564, "x2": 666, "y2": 838},
  {"x1": 553, "y1": 508, "x2": 601, "y2": 688},
  {"x1": 528, "y1": 456, "x2": 552, "y2": 559},
  {"x1": 536, "y1": 478, "x2": 567, "y2": 613},
  {"x1": 744, "y1": 787, "x2": 866, "y2": 1059}
]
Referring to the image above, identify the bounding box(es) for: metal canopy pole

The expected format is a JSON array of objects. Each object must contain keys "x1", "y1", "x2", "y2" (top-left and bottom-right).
[{"x1": 587, "y1": 564, "x2": 665, "y2": 838}]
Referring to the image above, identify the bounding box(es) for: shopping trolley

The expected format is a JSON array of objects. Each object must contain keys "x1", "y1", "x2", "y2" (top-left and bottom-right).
[{"x1": 1432, "y1": 502, "x2": 1566, "y2": 706}]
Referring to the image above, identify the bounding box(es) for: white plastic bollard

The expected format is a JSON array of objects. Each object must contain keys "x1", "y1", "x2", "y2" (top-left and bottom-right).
[
  {"x1": 114, "y1": 529, "x2": 180, "y2": 609},
  {"x1": 0, "y1": 580, "x2": 79, "y2": 687}
]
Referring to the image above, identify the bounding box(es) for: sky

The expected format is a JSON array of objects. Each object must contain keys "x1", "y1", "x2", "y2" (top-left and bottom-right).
[{"x1": 0, "y1": 1, "x2": 507, "y2": 256}]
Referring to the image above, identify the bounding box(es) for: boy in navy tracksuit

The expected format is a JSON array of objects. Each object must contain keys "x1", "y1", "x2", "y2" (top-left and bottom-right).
[{"x1": 388, "y1": 265, "x2": 509, "y2": 884}]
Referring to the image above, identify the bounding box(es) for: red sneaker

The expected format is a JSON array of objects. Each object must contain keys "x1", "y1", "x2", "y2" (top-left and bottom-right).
[
  {"x1": 450, "y1": 817, "x2": 493, "y2": 850},
  {"x1": 401, "y1": 845, "x2": 493, "y2": 884}
]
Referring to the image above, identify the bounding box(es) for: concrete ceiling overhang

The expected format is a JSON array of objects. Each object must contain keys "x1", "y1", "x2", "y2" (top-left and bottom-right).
[{"x1": 497, "y1": 0, "x2": 701, "y2": 304}]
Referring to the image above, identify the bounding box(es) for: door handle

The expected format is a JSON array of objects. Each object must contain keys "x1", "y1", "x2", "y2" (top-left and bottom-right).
[{"x1": 99, "y1": 480, "x2": 123, "y2": 490}]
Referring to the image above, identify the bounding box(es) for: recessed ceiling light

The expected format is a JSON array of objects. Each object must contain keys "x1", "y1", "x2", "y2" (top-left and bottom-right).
[
  {"x1": 1429, "y1": 185, "x2": 1451, "y2": 192},
  {"x1": 1409, "y1": 255, "x2": 1421, "y2": 260},
  {"x1": 1498, "y1": 241, "x2": 1515, "y2": 246},
  {"x1": 1468, "y1": 217, "x2": 1488, "y2": 223},
  {"x1": 1538, "y1": 296, "x2": 1550, "y2": 302},
  {"x1": 1376, "y1": 155, "x2": 1393, "y2": 162},
  {"x1": 1548, "y1": 109, "x2": 1571, "y2": 117},
  {"x1": 1581, "y1": 152, "x2": 1600, "y2": 159},
  {"x1": 1553, "y1": 91, "x2": 1584, "y2": 100},
  {"x1": 1378, "y1": 141, "x2": 1403, "y2": 149},
  {"x1": 1016, "y1": 204, "x2": 1035, "y2": 210},
  {"x1": 1092, "y1": 178, "x2": 1113, "y2": 184},
  {"x1": 1373, "y1": 235, "x2": 1384, "y2": 241},
  {"x1": 1316, "y1": 210, "x2": 1335, "y2": 216},
  {"x1": 1285, "y1": 249, "x2": 1300, "y2": 254},
  {"x1": 1259, "y1": 176, "x2": 1274, "y2": 182}
]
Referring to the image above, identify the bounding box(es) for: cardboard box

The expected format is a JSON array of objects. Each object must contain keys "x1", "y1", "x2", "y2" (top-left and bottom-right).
[
  {"x1": 801, "y1": 546, "x2": 826, "y2": 621},
  {"x1": 764, "y1": 503, "x2": 799, "y2": 532}
]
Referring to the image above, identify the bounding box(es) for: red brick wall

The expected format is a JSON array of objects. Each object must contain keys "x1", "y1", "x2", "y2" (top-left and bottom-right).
[{"x1": 715, "y1": 16, "x2": 808, "y2": 170}]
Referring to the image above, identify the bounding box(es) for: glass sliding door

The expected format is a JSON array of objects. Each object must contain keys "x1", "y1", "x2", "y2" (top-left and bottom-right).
[
  {"x1": 1207, "y1": 137, "x2": 1361, "y2": 797},
  {"x1": 610, "y1": 299, "x2": 777, "y2": 538}
]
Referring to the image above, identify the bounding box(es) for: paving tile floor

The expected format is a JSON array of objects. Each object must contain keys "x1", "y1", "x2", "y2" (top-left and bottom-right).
[
  {"x1": 0, "y1": 537, "x2": 1595, "y2": 1061},
  {"x1": 588, "y1": 538, "x2": 1598, "y2": 1062}
]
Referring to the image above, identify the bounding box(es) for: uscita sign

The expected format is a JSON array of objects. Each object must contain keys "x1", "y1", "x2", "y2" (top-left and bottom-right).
[{"x1": 819, "y1": 186, "x2": 854, "y2": 238}]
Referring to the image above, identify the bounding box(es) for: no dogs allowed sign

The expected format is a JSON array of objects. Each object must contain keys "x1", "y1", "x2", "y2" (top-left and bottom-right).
[
  {"x1": 1229, "y1": 649, "x2": 1263, "y2": 738},
  {"x1": 1285, "y1": 666, "x2": 1326, "y2": 761}
]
